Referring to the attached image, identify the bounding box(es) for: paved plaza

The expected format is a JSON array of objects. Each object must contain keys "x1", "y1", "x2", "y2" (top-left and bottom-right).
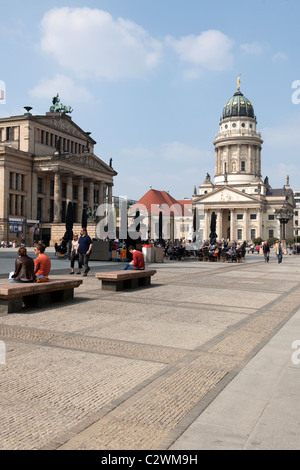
[{"x1": 0, "y1": 248, "x2": 300, "y2": 450}]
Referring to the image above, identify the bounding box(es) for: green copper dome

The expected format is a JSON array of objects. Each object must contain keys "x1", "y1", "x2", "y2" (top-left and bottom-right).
[{"x1": 223, "y1": 89, "x2": 255, "y2": 119}]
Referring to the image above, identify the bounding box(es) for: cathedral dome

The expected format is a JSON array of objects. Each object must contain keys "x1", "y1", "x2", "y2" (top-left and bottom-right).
[{"x1": 223, "y1": 89, "x2": 255, "y2": 119}]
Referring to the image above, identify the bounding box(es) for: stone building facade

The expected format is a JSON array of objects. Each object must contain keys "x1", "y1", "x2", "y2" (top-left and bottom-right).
[
  {"x1": 0, "y1": 104, "x2": 117, "y2": 246},
  {"x1": 193, "y1": 82, "x2": 295, "y2": 243}
]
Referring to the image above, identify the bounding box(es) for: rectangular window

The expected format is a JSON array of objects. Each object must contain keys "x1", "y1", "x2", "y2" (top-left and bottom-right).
[
  {"x1": 83, "y1": 187, "x2": 88, "y2": 201},
  {"x1": 62, "y1": 183, "x2": 67, "y2": 199},
  {"x1": 73, "y1": 185, "x2": 78, "y2": 200},
  {"x1": 15, "y1": 174, "x2": 19, "y2": 190},
  {"x1": 20, "y1": 196, "x2": 24, "y2": 216},
  {"x1": 269, "y1": 230, "x2": 274, "y2": 238},
  {"x1": 237, "y1": 214, "x2": 243, "y2": 220},
  {"x1": 268, "y1": 214, "x2": 275, "y2": 220},
  {"x1": 50, "y1": 180, "x2": 54, "y2": 196},
  {"x1": 21, "y1": 174, "x2": 25, "y2": 191},
  {"x1": 6, "y1": 127, "x2": 13, "y2": 141},
  {"x1": 250, "y1": 214, "x2": 257, "y2": 220},
  {"x1": 241, "y1": 161, "x2": 246, "y2": 171},
  {"x1": 37, "y1": 177, "x2": 43, "y2": 194},
  {"x1": 251, "y1": 229, "x2": 256, "y2": 240},
  {"x1": 237, "y1": 229, "x2": 243, "y2": 240},
  {"x1": 9, "y1": 194, "x2": 12, "y2": 215},
  {"x1": 49, "y1": 199, "x2": 54, "y2": 222},
  {"x1": 9, "y1": 172, "x2": 13, "y2": 190}
]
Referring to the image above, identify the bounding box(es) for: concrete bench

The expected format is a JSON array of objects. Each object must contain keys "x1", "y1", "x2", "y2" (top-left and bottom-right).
[
  {"x1": 96, "y1": 269, "x2": 157, "y2": 291},
  {"x1": 0, "y1": 279, "x2": 83, "y2": 315}
]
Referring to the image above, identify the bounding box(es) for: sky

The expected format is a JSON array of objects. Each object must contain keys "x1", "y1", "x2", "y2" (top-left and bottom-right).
[{"x1": 1, "y1": 0, "x2": 300, "y2": 201}]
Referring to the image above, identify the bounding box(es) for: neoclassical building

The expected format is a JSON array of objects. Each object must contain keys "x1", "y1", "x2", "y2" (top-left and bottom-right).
[
  {"x1": 193, "y1": 81, "x2": 295, "y2": 243},
  {"x1": 0, "y1": 99, "x2": 117, "y2": 245}
]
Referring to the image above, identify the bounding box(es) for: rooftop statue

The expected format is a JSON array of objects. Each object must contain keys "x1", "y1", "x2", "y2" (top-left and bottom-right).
[{"x1": 50, "y1": 94, "x2": 73, "y2": 114}]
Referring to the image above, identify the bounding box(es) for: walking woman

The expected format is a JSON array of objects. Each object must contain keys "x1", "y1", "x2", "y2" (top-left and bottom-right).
[
  {"x1": 275, "y1": 240, "x2": 283, "y2": 264},
  {"x1": 70, "y1": 233, "x2": 82, "y2": 274}
]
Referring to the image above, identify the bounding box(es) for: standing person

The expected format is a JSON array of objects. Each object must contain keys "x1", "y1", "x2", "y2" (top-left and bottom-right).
[
  {"x1": 263, "y1": 241, "x2": 270, "y2": 263},
  {"x1": 70, "y1": 233, "x2": 82, "y2": 275},
  {"x1": 76, "y1": 228, "x2": 93, "y2": 277},
  {"x1": 123, "y1": 246, "x2": 145, "y2": 270},
  {"x1": 275, "y1": 240, "x2": 283, "y2": 264},
  {"x1": 34, "y1": 242, "x2": 51, "y2": 281},
  {"x1": 10, "y1": 247, "x2": 35, "y2": 283}
]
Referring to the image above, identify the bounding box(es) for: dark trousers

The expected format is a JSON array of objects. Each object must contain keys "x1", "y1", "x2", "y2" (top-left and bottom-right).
[
  {"x1": 71, "y1": 252, "x2": 82, "y2": 269},
  {"x1": 79, "y1": 253, "x2": 90, "y2": 273}
]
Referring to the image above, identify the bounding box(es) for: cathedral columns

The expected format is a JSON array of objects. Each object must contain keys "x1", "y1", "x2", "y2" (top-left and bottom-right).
[
  {"x1": 230, "y1": 209, "x2": 235, "y2": 242},
  {"x1": 257, "y1": 207, "x2": 262, "y2": 239},
  {"x1": 244, "y1": 208, "x2": 248, "y2": 242},
  {"x1": 217, "y1": 209, "x2": 222, "y2": 241}
]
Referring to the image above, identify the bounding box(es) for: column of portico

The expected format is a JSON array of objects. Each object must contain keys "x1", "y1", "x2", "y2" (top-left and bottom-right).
[
  {"x1": 244, "y1": 208, "x2": 249, "y2": 242},
  {"x1": 77, "y1": 177, "x2": 84, "y2": 221},
  {"x1": 88, "y1": 179, "x2": 94, "y2": 211},
  {"x1": 98, "y1": 181, "x2": 104, "y2": 207},
  {"x1": 230, "y1": 208, "x2": 235, "y2": 242},
  {"x1": 103, "y1": 183, "x2": 107, "y2": 205},
  {"x1": 204, "y1": 209, "x2": 210, "y2": 241},
  {"x1": 257, "y1": 207, "x2": 262, "y2": 239},
  {"x1": 108, "y1": 183, "x2": 113, "y2": 205},
  {"x1": 54, "y1": 171, "x2": 61, "y2": 223},
  {"x1": 66, "y1": 174, "x2": 73, "y2": 204},
  {"x1": 44, "y1": 179, "x2": 50, "y2": 222},
  {"x1": 216, "y1": 209, "x2": 223, "y2": 241}
]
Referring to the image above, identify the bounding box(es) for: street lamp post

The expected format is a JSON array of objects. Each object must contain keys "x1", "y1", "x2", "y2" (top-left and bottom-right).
[{"x1": 274, "y1": 205, "x2": 294, "y2": 240}]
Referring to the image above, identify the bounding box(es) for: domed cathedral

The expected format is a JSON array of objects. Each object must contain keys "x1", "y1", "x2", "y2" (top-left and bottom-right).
[{"x1": 193, "y1": 76, "x2": 295, "y2": 243}]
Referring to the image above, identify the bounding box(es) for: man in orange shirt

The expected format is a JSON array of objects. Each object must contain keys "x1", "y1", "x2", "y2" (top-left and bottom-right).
[{"x1": 34, "y1": 242, "x2": 51, "y2": 280}]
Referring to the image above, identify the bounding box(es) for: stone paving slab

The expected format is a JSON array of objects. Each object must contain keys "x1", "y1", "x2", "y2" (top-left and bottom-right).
[{"x1": 0, "y1": 255, "x2": 300, "y2": 450}]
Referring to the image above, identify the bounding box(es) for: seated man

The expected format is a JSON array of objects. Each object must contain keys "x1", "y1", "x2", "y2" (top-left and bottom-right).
[
  {"x1": 123, "y1": 246, "x2": 145, "y2": 271},
  {"x1": 34, "y1": 242, "x2": 51, "y2": 281},
  {"x1": 227, "y1": 246, "x2": 236, "y2": 261}
]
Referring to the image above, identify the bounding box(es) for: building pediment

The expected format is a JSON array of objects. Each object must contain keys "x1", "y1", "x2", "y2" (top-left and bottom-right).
[
  {"x1": 34, "y1": 153, "x2": 117, "y2": 176},
  {"x1": 195, "y1": 186, "x2": 259, "y2": 204},
  {"x1": 65, "y1": 154, "x2": 117, "y2": 175}
]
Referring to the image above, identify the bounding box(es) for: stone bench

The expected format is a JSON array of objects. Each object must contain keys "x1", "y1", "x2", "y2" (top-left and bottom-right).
[
  {"x1": 96, "y1": 269, "x2": 157, "y2": 291},
  {"x1": 0, "y1": 279, "x2": 83, "y2": 315}
]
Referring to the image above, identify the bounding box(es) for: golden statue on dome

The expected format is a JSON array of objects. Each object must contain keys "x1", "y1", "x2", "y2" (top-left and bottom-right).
[{"x1": 237, "y1": 74, "x2": 241, "y2": 91}]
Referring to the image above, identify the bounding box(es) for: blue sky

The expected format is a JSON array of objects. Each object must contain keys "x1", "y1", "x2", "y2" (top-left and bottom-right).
[{"x1": 1, "y1": 0, "x2": 300, "y2": 200}]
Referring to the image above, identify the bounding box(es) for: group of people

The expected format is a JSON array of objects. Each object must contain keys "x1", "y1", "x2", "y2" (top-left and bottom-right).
[{"x1": 10, "y1": 242, "x2": 51, "y2": 283}]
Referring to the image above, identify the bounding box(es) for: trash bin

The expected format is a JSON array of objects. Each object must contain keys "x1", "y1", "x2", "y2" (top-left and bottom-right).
[
  {"x1": 142, "y1": 245, "x2": 155, "y2": 263},
  {"x1": 155, "y1": 247, "x2": 164, "y2": 263}
]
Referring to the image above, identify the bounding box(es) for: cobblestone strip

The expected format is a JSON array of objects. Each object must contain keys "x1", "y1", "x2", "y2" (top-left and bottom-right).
[
  {"x1": 58, "y1": 286, "x2": 300, "y2": 450},
  {"x1": 0, "y1": 324, "x2": 188, "y2": 364}
]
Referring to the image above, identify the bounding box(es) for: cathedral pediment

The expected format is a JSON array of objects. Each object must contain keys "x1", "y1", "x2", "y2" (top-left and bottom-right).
[{"x1": 196, "y1": 186, "x2": 259, "y2": 204}]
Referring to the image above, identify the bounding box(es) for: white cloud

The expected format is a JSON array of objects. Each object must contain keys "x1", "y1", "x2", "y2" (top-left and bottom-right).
[
  {"x1": 166, "y1": 30, "x2": 234, "y2": 72},
  {"x1": 39, "y1": 7, "x2": 162, "y2": 81},
  {"x1": 272, "y1": 52, "x2": 288, "y2": 62},
  {"x1": 240, "y1": 42, "x2": 266, "y2": 56},
  {"x1": 29, "y1": 74, "x2": 92, "y2": 102}
]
